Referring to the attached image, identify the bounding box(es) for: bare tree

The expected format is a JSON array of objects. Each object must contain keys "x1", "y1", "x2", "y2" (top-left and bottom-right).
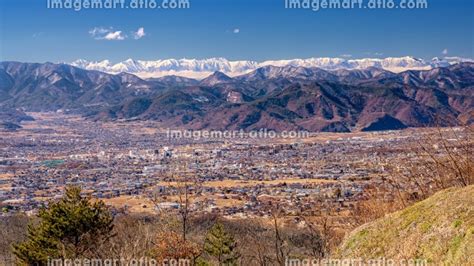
[
  {"x1": 354, "y1": 125, "x2": 474, "y2": 226},
  {"x1": 271, "y1": 209, "x2": 288, "y2": 266},
  {"x1": 99, "y1": 215, "x2": 159, "y2": 262},
  {"x1": 0, "y1": 214, "x2": 29, "y2": 266},
  {"x1": 391, "y1": 126, "x2": 473, "y2": 201}
]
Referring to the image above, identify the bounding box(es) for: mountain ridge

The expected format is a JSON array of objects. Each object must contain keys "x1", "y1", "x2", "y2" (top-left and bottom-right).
[
  {"x1": 1, "y1": 61, "x2": 473, "y2": 132},
  {"x1": 69, "y1": 56, "x2": 474, "y2": 79}
]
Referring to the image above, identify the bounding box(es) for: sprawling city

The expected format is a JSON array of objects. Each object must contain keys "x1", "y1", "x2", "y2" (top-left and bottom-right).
[{"x1": 1, "y1": 112, "x2": 471, "y2": 226}]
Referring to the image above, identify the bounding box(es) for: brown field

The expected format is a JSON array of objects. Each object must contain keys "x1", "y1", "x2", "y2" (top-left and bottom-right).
[{"x1": 101, "y1": 196, "x2": 156, "y2": 214}]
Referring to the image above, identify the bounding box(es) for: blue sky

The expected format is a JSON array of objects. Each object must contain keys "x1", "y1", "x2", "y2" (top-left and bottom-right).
[{"x1": 0, "y1": 0, "x2": 473, "y2": 62}]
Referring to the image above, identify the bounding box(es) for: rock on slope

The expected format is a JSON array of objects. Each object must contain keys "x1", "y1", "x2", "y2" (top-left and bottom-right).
[{"x1": 335, "y1": 185, "x2": 474, "y2": 264}]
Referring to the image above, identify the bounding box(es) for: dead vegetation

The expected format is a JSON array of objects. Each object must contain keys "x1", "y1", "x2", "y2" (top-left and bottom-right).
[{"x1": 353, "y1": 126, "x2": 474, "y2": 224}]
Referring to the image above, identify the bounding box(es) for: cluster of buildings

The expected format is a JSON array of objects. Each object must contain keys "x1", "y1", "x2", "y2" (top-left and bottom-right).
[{"x1": 0, "y1": 113, "x2": 465, "y2": 224}]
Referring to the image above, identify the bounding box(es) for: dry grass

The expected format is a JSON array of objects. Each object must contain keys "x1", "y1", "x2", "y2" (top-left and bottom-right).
[{"x1": 335, "y1": 185, "x2": 474, "y2": 264}]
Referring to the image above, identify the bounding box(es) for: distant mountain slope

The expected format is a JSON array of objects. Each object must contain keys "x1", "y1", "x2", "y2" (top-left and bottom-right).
[
  {"x1": 147, "y1": 75, "x2": 198, "y2": 87},
  {"x1": 335, "y1": 185, "x2": 474, "y2": 264},
  {"x1": 1, "y1": 61, "x2": 473, "y2": 132},
  {"x1": 200, "y1": 71, "x2": 234, "y2": 86},
  {"x1": 92, "y1": 63, "x2": 473, "y2": 131},
  {"x1": 0, "y1": 62, "x2": 164, "y2": 111}
]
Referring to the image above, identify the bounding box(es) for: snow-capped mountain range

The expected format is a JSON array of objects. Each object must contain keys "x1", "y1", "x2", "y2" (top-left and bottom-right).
[{"x1": 70, "y1": 56, "x2": 473, "y2": 79}]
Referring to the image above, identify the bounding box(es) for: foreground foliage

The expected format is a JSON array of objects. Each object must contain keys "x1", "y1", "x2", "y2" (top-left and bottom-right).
[
  {"x1": 203, "y1": 222, "x2": 240, "y2": 265},
  {"x1": 13, "y1": 186, "x2": 114, "y2": 265}
]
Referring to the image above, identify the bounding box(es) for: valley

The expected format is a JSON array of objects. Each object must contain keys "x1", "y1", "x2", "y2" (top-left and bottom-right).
[{"x1": 1, "y1": 113, "x2": 471, "y2": 231}]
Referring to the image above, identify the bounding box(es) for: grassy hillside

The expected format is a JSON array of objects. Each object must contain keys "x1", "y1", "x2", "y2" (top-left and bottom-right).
[{"x1": 335, "y1": 185, "x2": 474, "y2": 264}]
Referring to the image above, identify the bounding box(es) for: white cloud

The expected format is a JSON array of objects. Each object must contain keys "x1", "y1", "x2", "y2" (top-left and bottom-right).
[
  {"x1": 89, "y1": 27, "x2": 146, "y2": 41},
  {"x1": 89, "y1": 27, "x2": 110, "y2": 39},
  {"x1": 133, "y1": 27, "x2": 146, "y2": 39},
  {"x1": 442, "y1": 48, "x2": 448, "y2": 55},
  {"x1": 104, "y1": 31, "x2": 125, "y2": 40},
  {"x1": 89, "y1": 27, "x2": 126, "y2": 41},
  {"x1": 340, "y1": 54, "x2": 352, "y2": 58},
  {"x1": 233, "y1": 28, "x2": 240, "y2": 34}
]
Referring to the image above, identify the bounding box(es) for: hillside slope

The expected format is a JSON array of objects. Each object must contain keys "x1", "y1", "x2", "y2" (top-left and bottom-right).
[
  {"x1": 335, "y1": 185, "x2": 474, "y2": 264},
  {"x1": 1, "y1": 61, "x2": 473, "y2": 132}
]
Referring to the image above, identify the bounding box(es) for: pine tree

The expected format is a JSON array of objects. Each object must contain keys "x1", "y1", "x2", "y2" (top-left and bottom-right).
[
  {"x1": 204, "y1": 222, "x2": 240, "y2": 266},
  {"x1": 13, "y1": 186, "x2": 114, "y2": 265}
]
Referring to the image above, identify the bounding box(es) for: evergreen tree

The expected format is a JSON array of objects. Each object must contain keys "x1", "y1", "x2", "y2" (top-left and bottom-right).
[
  {"x1": 13, "y1": 186, "x2": 114, "y2": 265},
  {"x1": 204, "y1": 222, "x2": 239, "y2": 266}
]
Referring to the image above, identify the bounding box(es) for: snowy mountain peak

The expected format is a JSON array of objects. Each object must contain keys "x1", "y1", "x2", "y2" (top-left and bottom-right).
[{"x1": 69, "y1": 56, "x2": 473, "y2": 79}]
